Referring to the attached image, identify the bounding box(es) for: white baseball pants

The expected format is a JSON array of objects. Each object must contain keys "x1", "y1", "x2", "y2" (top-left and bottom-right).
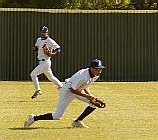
[
  {"x1": 52, "y1": 84, "x2": 97, "y2": 120},
  {"x1": 30, "y1": 60, "x2": 63, "y2": 91}
]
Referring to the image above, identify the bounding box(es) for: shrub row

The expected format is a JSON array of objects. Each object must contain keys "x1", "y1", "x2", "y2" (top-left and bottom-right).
[{"x1": 0, "y1": 0, "x2": 157, "y2": 10}]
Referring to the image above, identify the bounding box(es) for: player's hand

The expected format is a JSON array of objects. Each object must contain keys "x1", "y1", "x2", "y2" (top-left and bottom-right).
[{"x1": 90, "y1": 98, "x2": 106, "y2": 108}]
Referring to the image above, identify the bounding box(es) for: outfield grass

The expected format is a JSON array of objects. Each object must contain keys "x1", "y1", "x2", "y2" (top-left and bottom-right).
[{"x1": 0, "y1": 81, "x2": 158, "y2": 140}]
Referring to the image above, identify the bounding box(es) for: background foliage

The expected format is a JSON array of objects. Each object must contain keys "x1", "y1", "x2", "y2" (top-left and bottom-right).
[{"x1": 0, "y1": 0, "x2": 157, "y2": 10}]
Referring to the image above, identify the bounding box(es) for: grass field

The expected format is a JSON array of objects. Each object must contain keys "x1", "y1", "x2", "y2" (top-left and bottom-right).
[{"x1": 0, "y1": 81, "x2": 158, "y2": 140}]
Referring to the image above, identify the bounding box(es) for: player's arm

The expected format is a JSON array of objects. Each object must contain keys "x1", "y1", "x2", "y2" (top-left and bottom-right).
[
  {"x1": 32, "y1": 46, "x2": 38, "y2": 51},
  {"x1": 33, "y1": 39, "x2": 39, "y2": 51},
  {"x1": 70, "y1": 88, "x2": 95, "y2": 101},
  {"x1": 84, "y1": 88, "x2": 95, "y2": 97},
  {"x1": 49, "y1": 39, "x2": 61, "y2": 56}
]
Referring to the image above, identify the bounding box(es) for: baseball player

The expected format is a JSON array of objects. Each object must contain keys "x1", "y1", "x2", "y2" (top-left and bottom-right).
[
  {"x1": 30, "y1": 26, "x2": 63, "y2": 99},
  {"x1": 24, "y1": 59, "x2": 105, "y2": 128}
]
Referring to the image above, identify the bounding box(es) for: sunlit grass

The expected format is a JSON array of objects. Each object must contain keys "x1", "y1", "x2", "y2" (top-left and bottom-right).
[{"x1": 0, "y1": 81, "x2": 158, "y2": 140}]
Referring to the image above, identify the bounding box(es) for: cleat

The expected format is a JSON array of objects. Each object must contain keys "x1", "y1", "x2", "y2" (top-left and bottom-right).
[
  {"x1": 24, "y1": 114, "x2": 35, "y2": 128},
  {"x1": 71, "y1": 120, "x2": 89, "y2": 128},
  {"x1": 31, "y1": 90, "x2": 42, "y2": 99}
]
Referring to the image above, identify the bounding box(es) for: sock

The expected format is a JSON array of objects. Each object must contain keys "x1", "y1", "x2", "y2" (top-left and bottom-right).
[
  {"x1": 34, "y1": 113, "x2": 53, "y2": 121},
  {"x1": 75, "y1": 106, "x2": 96, "y2": 122}
]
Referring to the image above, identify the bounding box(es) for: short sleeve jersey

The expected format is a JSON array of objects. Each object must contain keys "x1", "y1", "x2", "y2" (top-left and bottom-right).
[
  {"x1": 67, "y1": 68, "x2": 99, "y2": 91},
  {"x1": 35, "y1": 37, "x2": 60, "y2": 60}
]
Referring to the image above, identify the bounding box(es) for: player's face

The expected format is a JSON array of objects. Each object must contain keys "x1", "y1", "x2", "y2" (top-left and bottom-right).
[
  {"x1": 41, "y1": 32, "x2": 48, "y2": 38},
  {"x1": 91, "y1": 68, "x2": 103, "y2": 76}
]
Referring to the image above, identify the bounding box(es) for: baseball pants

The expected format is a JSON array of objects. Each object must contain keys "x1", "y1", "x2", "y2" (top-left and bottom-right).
[
  {"x1": 52, "y1": 84, "x2": 97, "y2": 120},
  {"x1": 30, "y1": 60, "x2": 63, "y2": 91}
]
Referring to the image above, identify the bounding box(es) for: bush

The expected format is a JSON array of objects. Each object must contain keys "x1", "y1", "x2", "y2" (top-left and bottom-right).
[
  {"x1": 1, "y1": 0, "x2": 70, "y2": 8},
  {"x1": 1, "y1": 0, "x2": 35, "y2": 8},
  {"x1": 1, "y1": 0, "x2": 158, "y2": 10},
  {"x1": 57, "y1": 2, "x2": 114, "y2": 10},
  {"x1": 93, "y1": 2, "x2": 114, "y2": 10},
  {"x1": 4, "y1": 0, "x2": 32, "y2": 4}
]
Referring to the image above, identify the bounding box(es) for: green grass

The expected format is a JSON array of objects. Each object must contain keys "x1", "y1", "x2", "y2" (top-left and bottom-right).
[{"x1": 0, "y1": 81, "x2": 158, "y2": 140}]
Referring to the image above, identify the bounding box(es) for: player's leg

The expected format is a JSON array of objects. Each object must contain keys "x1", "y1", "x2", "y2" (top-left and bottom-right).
[
  {"x1": 71, "y1": 94, "x2": 97, "y2": 128},
  {"x1": 33, "y1": 91, "x2": 74, "y2": 121},
  {"x1": 24, "y1": 87, "x2": 74, "y2": 128},
  {"x1": 72, "y1": 106, "x2": 96, "y2": 128},
  {"x1": 30, "y1": 62, "x2": 46, "y2": 99},
  {"x1": 43, "y1": 62, "x2": 63, "y2": 88},
  {"x1": 51, "y1": 91, "x2": 74, "y2": 120}
]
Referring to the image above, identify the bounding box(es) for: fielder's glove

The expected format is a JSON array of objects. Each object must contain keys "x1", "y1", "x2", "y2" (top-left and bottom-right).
[
  {"x1": 43, "y1": 46, "x2": 53, "y2": 57},
  {"x1": 90, "y1": 98, "x2": 106, "y2": 108}
]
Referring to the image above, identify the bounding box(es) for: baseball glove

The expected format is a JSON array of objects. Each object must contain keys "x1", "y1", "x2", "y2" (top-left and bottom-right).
[
  {"x1": 90, "y1": 98, "x2": 106, "y2": 108},
  {"x1": 43, "y1": 46, "x2": 53, "y2": 56}
]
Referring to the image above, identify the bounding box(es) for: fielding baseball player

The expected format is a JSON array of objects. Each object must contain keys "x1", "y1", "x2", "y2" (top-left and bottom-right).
[
  {"x1": 30, "y1": 26, "x2": 63, "y2": 99},
  {"x1": 25, "y1": 59, "x2": 105, "y2": 128}
]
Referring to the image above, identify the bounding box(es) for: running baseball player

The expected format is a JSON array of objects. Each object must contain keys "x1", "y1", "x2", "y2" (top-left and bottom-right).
[
  {"x1": 24, "y1": 59, "x2": 105, "y2": 128},
  {"x1": 30, "y1": 26, "x2": 63, "y2": 99}
]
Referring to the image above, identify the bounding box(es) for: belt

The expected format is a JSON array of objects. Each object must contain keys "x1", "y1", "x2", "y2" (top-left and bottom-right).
[{"x1": 39, "y1": 59, "x2": 45, "y2": 61}]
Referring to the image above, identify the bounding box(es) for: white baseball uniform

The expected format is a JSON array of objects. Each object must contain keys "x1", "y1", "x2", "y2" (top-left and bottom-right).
[
  {"x1": 52, "y1": 68, "x2": 99, "y2": 120},
  {"x1": 30, "y1": 37, "x2": 63, "y2": 92}
]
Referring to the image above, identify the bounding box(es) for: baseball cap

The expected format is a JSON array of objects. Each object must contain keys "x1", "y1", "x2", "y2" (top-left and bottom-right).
[
  {"x1": 90, "y1": 59, "x2": 105, "y2": 69},
  {"x1": 41, "y1": 26, "x2": 48, "y2": 33}
]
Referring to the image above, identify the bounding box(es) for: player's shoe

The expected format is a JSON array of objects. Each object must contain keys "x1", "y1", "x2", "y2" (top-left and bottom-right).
[
  {"x1": 71, "y1": 120, "x2": 89, "y2": 128},
  {"x1": 31, "y1": 90, "x2": 42, "y2": 99},
  {"x1": 24, "y1": 114, "x2": 35, "y2": 128}
]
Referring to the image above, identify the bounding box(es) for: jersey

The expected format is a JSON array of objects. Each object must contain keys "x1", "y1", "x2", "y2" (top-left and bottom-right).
[
  {"x1": 67, "y1": 68, "x2": 99, "y2": 91},
  {"x1": 35, "y1": 37, "x2": 60, "y2": 60}
]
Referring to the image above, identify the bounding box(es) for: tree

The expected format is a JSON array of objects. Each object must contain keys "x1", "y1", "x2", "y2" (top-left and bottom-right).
[
  {"x1": 109, "y1": 0, "x2": 127, "y2": 4},
  {"x1": 5, "y1": 0, "x2": 31, "y2": 4},
  {"x1": 147, "y1": 0, "x2": 158, "y2": 9},
  {"x1": 131, "y1": 0, "x2": 146, "y2": 9}
]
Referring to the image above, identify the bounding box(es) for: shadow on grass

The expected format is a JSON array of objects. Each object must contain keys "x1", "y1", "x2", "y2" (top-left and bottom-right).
[
  {"x1": 6, "y1": 100, "x2": 49, "y2": 103},
  {"x1": 8, "y1": 127, "x2": 73, "y2": 130},
  {"x1": 8, "y1": 127, "x2": 42, "y2": 130}
]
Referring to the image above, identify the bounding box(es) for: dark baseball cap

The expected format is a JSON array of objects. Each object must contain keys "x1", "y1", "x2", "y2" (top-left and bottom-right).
[
  {"x1": 90, "y1": 59, "x2": 105, "y2": 69},
  {"x1": 41, "y1": 26, "x2": 48, "y2": 33}
]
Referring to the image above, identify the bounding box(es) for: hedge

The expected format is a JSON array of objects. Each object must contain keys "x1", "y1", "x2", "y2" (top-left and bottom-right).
[{"x1": 0, "y1": 0, "x2": 158, "y2": 10}]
